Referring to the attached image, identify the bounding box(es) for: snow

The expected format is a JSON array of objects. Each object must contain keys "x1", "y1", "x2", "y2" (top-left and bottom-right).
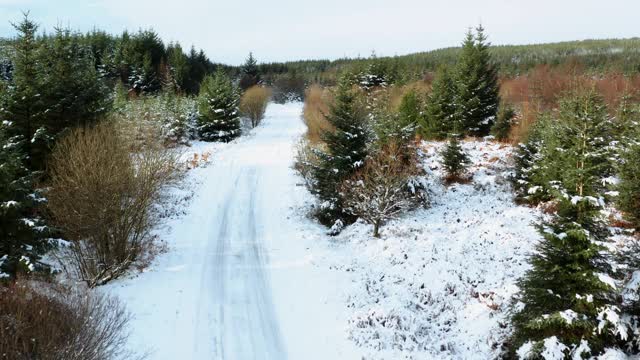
[
  {"x1": 559, "y1": 309, "x2": 579, "y2": 324},
  {"x1": 540, "y1": 336, "x2": 569, "y2": 359},
  {"x1": 104, "y1": 102, "x2": 359, "y2": 360},
  {"x1": 105, "y1": 106, "x2": 545, "y2": 359},
  {"x1": 308, "y1": 139, "x2": 542, "y2": 359}
]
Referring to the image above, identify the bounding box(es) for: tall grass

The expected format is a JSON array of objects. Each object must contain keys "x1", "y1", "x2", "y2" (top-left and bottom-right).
[{"x1": 302, "y1": 85, "x2": 334, "y2": 143}]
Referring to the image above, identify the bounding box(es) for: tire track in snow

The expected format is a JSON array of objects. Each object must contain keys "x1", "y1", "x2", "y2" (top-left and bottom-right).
[{"x1": 210, "y1": 166, "x2": 286, "y2": 360}]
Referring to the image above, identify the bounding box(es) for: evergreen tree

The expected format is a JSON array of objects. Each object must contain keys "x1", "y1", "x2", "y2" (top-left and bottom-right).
[
  {"x1": 0, "y1": 122, "x2": 48, "y2": 279},
  {"x1": 491, "y1": 102, "x2": 516, "y2": 141},
  {"x1": 440, "y1": 135, "x2": 470, "y2": 181},
  {"x1": 512, "y1": 114, "x2": 553, "y2": 204},
  {"x1": 454, "y1": 26, "x2": 500, "y2": 136},
  {"x1": 395, "y1": 89, "x2": 421, "y2": 142},
  {"x1": 2, "y1": 14, "x2": 47, "y2": 172},
  {"x1": 167, "y1": 42, "x2": 190, "y2": 92},
  {"x1": 618, "y1": 138, "x2": 640, "y2": 230},
  {"x1": 375, "y1": 89, "x2": 420, "y2": 147},
  {"x1": 311, "y1": 75, "x2": 370, "y2": 226},
  {"x1": 510, "y1": 91, "x2": 623, "y2": 358},
  {"x1": 196, "y1": 69, "x2": 241, "y2": 142},
  {"x1": 41, "y1": 27, "x2": 110, "y2": 129},
  {"x1": 421, "y1": 65, "x2": 456, "y2": 139},
  {"x1": 240, "y1": 52, "x2": 260, "y2": 90}
]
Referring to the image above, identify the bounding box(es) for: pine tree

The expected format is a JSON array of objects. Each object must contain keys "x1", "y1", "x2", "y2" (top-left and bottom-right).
[
  {"x1": 196, "y1": 69, "x2": 241, "y2": 142},
  {"x1": 474, "y1": 25, "x2": 500, "y2": 132},
  {"x1": 512, "y1": 114, "x2": 553, "y2": 204},
  {"x1": 41, "y1": 27, "x2": 110, "y2": 129},
  {"x1": 2, "y1": 14, "x2": 46, "y2": 172},
  {"x1": 0, "y1": 123, "x2": 48, "y2": 279},
  {"x1": 375, "y1": 89, "x2": 420, "y2": 147},
  {"x1": 510, "y1": 90, "x2": 623, "y2": 358},
  {"x1": 618, "y1": 137, "x2": 640, "y2": 230},
  {"x1": 311, "y1": 75, "x2": 370, "y2": 226},
  {"x1": 240, "y1": 52, "x2": 260, "y2": 90},
  {"x1": 491, "y1": 102, "x2": 516, "y2": 141},
  {"x1": 440, "y1": 135, "x2": 470, "y2": 181},
  {"x1": 421, "y1": 65, "x2": 456, "y2": 139},
  {"x1": 395, "y1": 89, "x2": 421, "y2": 142},
  {"x1": 453, "y1": 26, "x2": 500, "y2": 136}
]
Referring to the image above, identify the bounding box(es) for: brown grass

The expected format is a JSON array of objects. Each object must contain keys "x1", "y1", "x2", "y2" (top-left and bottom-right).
[{"x1": 302, "y1": 84, "x2": 334, "y2": 143}]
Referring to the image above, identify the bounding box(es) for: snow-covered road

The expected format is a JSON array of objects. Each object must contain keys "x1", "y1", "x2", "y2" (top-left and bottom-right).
[{"x1": 107, "y1": 102, "x2": 359, "y2": 360}]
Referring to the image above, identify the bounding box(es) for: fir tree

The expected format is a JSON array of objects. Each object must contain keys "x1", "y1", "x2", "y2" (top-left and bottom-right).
[
  {"x1": 512, "y1": 114, "x2": 553, "y2": 204},
  {"x1": 510, "y1": 90, "x2": 623, "y2": 358},
  {"x1": 0, "y1": 123, "x2": 48, "y2": 279},
  {"x1": 440, "y1": 135, "x2": 470, "y2": 181},
  {"x1": 2, "y1": 14, "x2": 46, "y2": 172},
  {"x1": 421, "y1": 65, "x2": 456, "y2": 139},
  {"x1": 618, "y1": 138, "x2": 640, "y2": 230},
  {"x1": 395, "y1": 89, "x2": 421, "y2": 142},
  {"x1": 454, "y1": 26, "x2": 500, "y2": 136},
  {"x1": 196, "y1": 69, "x2": 241, "y2": 142},
  {"x1": 491, "y1": 102, "x2": 516, "y2": 141},
  {"x1": 311, "y1": 75, "x2": 370, "y2": 226},
  {"x1": 41, "y1": 27, "x2": 110, "y2": 129},
  {"x1": 240, "y1": 52, "x2": 260, "y2": 90}
]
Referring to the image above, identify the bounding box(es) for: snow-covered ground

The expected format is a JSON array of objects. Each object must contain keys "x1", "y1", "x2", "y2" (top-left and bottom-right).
[
  {"x1": 106, "y1": 103, "x2": 545, "y2": 360},
  {"x1": 322, "y1": 141, "x2": 543, "y2": 359},
  {"x1": 105, "y1": 102, "x2": 359, "y2": 360}
]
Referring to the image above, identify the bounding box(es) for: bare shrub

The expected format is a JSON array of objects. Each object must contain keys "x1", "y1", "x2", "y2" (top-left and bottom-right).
[
  {"x1": 302, "y1": 84, "x2": 334, "y2": 143},
  {"x1": 240, "y1": 86, "x2": 272, "y2": 128},
  {"x1": 47, "y1": 122, "x2": 182, "y2": 287},
  {"x1": 341, "y1": 142, "x2": 426, "y2": 237},
  {"x1": 0, "y1": 281, "x2": 137, "y2": 360}
]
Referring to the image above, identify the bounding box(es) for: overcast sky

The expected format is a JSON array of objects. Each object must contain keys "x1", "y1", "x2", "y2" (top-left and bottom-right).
[{"x1": 0, "y1": 0, "x2": 638, "y2": 65}]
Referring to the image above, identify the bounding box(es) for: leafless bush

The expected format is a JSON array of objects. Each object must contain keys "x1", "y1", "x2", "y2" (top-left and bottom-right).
[
  {"x1": 47, "y1": 122, "x2": 182, "y2": 287},
  {"x1": 240, "y1": 86, "x2": 272, "y2": 127},
  {"x1": 341, "y1": 142, "x2": 426, "y2": 237},
  {"x1": 0, "y1": 281, "x2": 138, "y2": 360}
]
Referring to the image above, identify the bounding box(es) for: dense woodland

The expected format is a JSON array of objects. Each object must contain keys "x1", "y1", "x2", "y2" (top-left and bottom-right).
[{"x1": 1, "y1": 12, "x2": 640, "y2": 360}]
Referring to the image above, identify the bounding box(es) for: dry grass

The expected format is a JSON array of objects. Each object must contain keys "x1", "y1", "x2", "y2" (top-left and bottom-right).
[
  {"x1": 500, "y1": 65, "x2": 640, "y2": 143},
  {"x1": 47, "y1": 122, "x2": 182, "y2": 287},
  {"x1": 302, "y1": 84, "x2": 334, "y2": 143},
  {"x1": 240, "y1": 86, "x2": 272, "y2": 128},
  {"x1": 0, "y1": 281, "x2": 138, "y2": 360}
]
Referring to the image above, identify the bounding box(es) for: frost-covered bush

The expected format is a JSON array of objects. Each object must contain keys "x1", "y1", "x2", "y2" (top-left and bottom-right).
[
  {"x1": 0, "y1": 281, "x2": 136, "y2": 360},
  {"x1": 341, "y1": 142, "x2": 426, "y2": 237}
]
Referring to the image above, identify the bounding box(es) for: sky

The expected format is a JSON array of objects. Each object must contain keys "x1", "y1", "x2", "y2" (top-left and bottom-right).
[{"x1": 0, "y1": 0, "x2": 638, "y2": 65}]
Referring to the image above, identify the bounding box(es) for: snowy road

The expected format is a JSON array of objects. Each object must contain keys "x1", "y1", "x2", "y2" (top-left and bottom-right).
[{"x1": 108, "y1": 102, "x2": 359, "y2": 360}]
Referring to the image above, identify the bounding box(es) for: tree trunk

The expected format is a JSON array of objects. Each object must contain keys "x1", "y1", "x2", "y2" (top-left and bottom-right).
[{"x1": 373, "y1": 221, "x2": 380, "y2": 238}]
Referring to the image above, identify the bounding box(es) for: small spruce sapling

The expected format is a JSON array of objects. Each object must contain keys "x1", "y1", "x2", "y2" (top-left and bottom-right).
[
  {"x1": 441, "y1": 135, "x2": 471, "y2": 182},
  {"x1": 491, "y1": 102, "x2": 516, "y2": 141}
]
